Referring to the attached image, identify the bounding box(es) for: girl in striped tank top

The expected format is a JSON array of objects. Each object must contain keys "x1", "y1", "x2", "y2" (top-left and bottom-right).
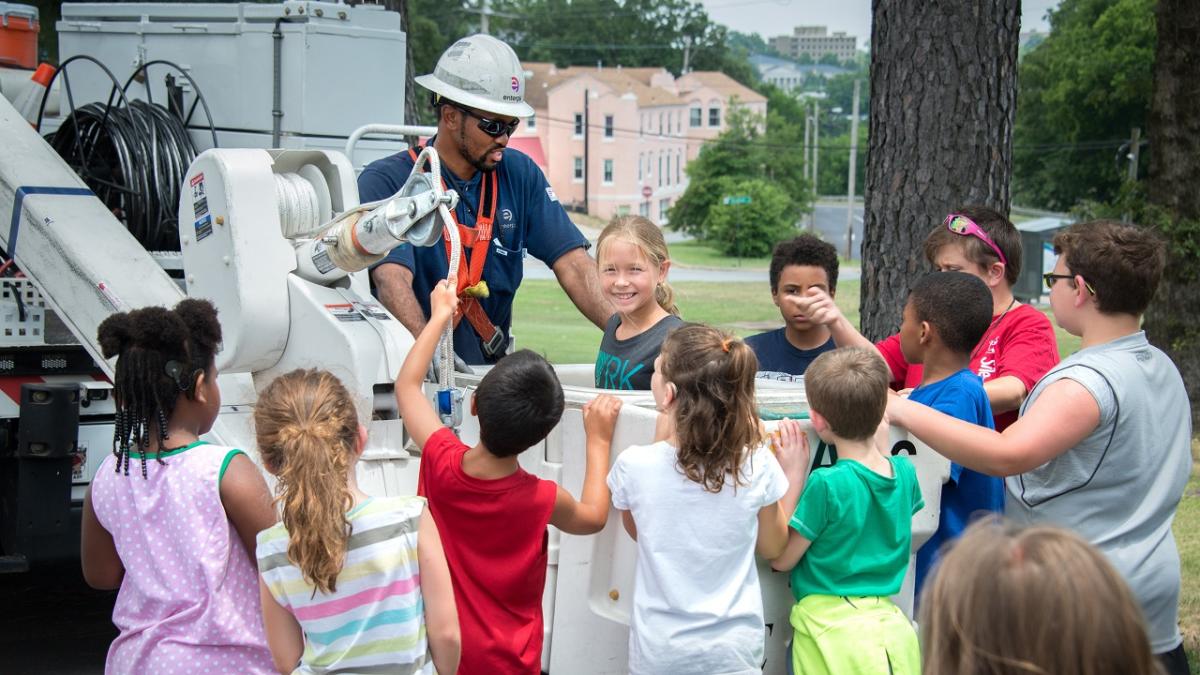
[
  {"x1": 255, "y1": 369, "x2": 461, "y2": 675},
  {"x1": 82, "y1": 298, "x2": 277, "y2": 674}
]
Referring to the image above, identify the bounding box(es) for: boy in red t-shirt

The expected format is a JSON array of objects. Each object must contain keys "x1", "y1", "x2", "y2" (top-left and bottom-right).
[
  {"x1": 395, "y1": 279, "x2": 622, "y2": 675},
  {"x1": 797, "y1": 206, "x2": 1059, "y2": 430}
]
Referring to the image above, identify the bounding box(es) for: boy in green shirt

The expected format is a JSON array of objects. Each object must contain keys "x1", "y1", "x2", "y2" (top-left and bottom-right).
[{"x1": 771, "y1": 347, "x2": 924, "y2": 675}]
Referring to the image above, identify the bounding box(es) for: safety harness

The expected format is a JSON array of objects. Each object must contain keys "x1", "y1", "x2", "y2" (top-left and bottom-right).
[{"x1": 408, "y1": 146, "x2": 506, "y2": 357}]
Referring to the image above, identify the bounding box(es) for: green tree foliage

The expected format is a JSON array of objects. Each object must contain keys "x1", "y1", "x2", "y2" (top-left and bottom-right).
[
  {"x1": 704, "y1": 179, "x2": 794, "y2": 257},
  {"x1": 818, "y1": 132, "x2": 867, "y2": 196},
  {"x1": 1013, "y1": 0, "x2": 1155, "y2": 211},
  {"x1": 487, "y1": 0, "x2": 754, "y2": 86},
  {"x1": 669, "y1": 99, "x2": 811, "y2": 249}
]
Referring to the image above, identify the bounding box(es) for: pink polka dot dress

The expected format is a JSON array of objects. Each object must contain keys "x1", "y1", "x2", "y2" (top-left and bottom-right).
[{"x1": 89, "y1": 441, "x2": 276, "y2": 674}]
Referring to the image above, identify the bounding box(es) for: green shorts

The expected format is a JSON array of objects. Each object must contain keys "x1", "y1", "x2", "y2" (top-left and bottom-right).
[{"x1": 790, "y1": 594, "x2": 920, "y2": 675}]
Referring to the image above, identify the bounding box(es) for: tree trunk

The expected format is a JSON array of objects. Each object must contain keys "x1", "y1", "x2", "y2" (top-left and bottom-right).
[
  {"x1": 860, "y1": 0, "x2": 1020, "y2": 339},
  {"x1": 1143, "y1": 0, "x2": 1200, "y2": 428}
]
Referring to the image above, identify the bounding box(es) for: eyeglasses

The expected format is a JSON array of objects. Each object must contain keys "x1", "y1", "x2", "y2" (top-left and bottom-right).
[
  {"x1": 944, "y1": 214, "x2": 1008, "y2": 267},
  {"x1": 1043, "y1": 272, "x2": 1096, "y2": 294},
  {"x1": 451, "y1": 103, "x2": 520, "y2": 138}
]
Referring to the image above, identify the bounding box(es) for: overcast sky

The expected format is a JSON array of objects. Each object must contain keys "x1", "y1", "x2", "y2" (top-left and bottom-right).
[{"x1": 702, "y1": 0, "x2": 1063, "y2": 49}]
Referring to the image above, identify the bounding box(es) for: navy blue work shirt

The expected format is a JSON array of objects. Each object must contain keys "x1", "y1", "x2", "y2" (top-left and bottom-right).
[{"x1": 359, "y1": 143, "x2": 587, "y2": 364}]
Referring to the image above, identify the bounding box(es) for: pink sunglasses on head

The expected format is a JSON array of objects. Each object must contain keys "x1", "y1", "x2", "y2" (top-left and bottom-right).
[{"x1": 943, "y1": 214, "x2": 1008, "y2": 267}]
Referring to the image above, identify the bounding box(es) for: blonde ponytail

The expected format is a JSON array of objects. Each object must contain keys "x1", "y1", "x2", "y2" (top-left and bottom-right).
[
  {"x1": 655, "y1": 280, "x2": 680, "y2": 316},
  {"x1": 255, "y1": 369, "x2": 360, "y2": 594}
]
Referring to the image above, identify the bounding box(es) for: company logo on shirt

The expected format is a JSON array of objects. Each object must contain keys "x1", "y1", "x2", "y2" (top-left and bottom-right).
[
  {"x1": 499, "y1": 208, "x2": 515, "y2": 230},
  {"x1": 545, "y1": 186, "x2": 559, "y2": 202}
]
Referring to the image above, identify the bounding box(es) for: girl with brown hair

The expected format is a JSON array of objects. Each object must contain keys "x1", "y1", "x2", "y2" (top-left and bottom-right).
[
  {"x1": 606, "y1": 323, "x2": 807, "y2": 674},
  {"x1": 921, "y1": 518, "x2": 1162, "y2": 675},
  {"x1": 254, "y1": 369, "x2": 460, "y2": 675}
]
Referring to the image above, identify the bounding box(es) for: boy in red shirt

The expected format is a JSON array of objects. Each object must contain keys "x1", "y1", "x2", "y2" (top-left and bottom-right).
[
  {"x1": 395, "y1": 279, "x2": 622, "y2": 674},
  {"x1": 798, "y1": 206, "x2": 1059, "y2": 430}
]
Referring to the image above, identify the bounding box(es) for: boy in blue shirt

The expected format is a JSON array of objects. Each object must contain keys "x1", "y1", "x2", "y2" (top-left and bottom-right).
[
  {"x1": 746, "y1": 235, "x2": 838, "y2": 381},
  {"x1": 900, "y1": 271, "x2": 999, "y2": 596}
]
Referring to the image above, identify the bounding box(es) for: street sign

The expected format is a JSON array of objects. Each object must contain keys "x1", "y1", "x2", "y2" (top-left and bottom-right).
[
  {"x1": 722, "y1": 195, "x2": 752, "y2": 205},
  {"x1": 642, "y1": 185, "x2": 653, "y2": 198}
]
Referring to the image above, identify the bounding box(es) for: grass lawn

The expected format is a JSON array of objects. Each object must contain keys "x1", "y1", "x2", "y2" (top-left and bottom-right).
[
  {"x1": 515, "y1": 278, "x2": 1198, "y2": 669},
  {"x1": 667, "y1": 239, "x2": 855, "y2": 271}
]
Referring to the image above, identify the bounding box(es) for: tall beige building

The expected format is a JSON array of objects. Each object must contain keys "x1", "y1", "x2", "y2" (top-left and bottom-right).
[{"x1": 770, "y1": 26, "x2": 858, "y2": 63}]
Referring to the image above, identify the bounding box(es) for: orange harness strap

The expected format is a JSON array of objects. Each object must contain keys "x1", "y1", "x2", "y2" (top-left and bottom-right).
[{"x1": 408, "y1": 148, "x2": 504, "y2": 354}]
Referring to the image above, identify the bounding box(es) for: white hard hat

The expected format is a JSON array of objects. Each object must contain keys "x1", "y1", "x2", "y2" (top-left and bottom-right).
[{"x1": 416, "y1": 34, "x2": 535, "y2": 119}]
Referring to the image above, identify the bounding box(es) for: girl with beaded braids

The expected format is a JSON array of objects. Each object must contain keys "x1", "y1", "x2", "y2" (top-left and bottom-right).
[{"x1": 81, "y1": 298, "x2": 277, "y2": 674}]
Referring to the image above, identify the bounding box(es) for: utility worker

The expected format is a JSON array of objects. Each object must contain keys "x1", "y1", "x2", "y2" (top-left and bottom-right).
[{"x1": 362, "y1": 34, "x2": 611, "y2": 365}]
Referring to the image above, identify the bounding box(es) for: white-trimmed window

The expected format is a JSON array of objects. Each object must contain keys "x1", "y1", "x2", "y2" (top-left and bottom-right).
[
  {"x1": 676, "y1": 150, "x2": 682, "y2": 183},
  {"x1": 573, "y1": 156, "x2": 583, "y2": 181},
  {"x1": 604, "y1": 115, "x2": 614, "y2": 139},
  {"x1": 639, "y1": 201, "x2": 650, "y2": 217},
  {"x1": 708, "y1": 106, "x2": 720, "y2": 127},
  {"x1": 638, "y1": 153, "x2": 643, "y2": 181},
  {"x1": 574, "y1": 113, "x2": 583, "y2": 137},
  {"x1": 603, "y1": 159, "x2": 614, "y2": 185},
  {"x1": 690, "y1": 106, "x2": 702, "y2": 127},
  {"x1": 659, "y1": 198, "x2": 670, "y2": 223},
  {"x1": 657, "y1": 155, "x2": 663, "y2": 187}
]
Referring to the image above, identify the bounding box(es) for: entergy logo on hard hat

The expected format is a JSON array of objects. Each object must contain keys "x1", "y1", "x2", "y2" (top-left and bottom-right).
[{"x1": 510, "y1": 76, "x2": 520, "y2": 92}]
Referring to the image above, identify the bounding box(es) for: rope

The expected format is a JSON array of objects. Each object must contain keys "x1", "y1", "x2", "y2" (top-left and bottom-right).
[
  {"x1": 274, "y1": 172, "x2": 321, "y2": 238},
  {"x1": 410, "y1": 146, "x2": 461, "y2": 392}
]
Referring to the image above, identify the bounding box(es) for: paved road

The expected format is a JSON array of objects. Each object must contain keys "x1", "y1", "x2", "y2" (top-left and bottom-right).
[{"x1": 525, "y1": 201, "x2": 865, "y2": 283}]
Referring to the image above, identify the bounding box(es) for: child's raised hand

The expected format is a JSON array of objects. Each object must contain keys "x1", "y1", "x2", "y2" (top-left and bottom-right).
[
  {"x1": 429, "y1": 279, "x2": 459, "y2": 320},
  {"x1": 583, "y1": 394, "x2": 623, "y2": 443},
  {"x1": 772, "y1": 418, "x2": 810, "y2": 479},
  {"x1": 795, "y1": 287, "x2": 841, "y2": 326}
]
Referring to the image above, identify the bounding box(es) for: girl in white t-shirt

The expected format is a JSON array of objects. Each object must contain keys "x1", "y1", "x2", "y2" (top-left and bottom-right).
[{"x1": 607, "y1": 323, "x2": 808, "y2": 675}]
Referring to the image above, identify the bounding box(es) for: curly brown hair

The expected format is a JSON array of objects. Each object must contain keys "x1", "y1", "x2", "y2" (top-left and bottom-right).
[
  {"x1": 255, "y1": 369, "x2": 360, "y2": 594},
  {"x1": 96, "y1": 298, "x2": 222, "y2": 479},
  {"x1": 660, "y1": 323, "x2": 763, "y2": 493}
]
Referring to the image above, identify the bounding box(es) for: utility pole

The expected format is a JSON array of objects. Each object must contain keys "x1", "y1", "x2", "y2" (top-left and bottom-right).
[
  {"x1": 803, "y1": 115, "x2": 811, "y2": 188},
  {"x1": 583, "y1": 88, "x2": 590, "y2": 215},
  {"x1": 1122, "y1": 126, "x2": 1141, "y2": 221},
  {"x1": 682, "y1": 36, "x2": 692, "y2": 74},
  {"x1": 810, "y1": 100, "x2": 820, "y2": 231},
  {"x1": 480, "y1": 0, "x2": 489, "y2": 34},
  {"x1": 845, "y1": 79, "x2": 860, "y2": 259}
]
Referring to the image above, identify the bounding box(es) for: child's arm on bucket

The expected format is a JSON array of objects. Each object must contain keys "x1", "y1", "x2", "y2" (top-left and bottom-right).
[
  {"x1": 395, "y1": 279, "x2": 459, "y2": 450},
  {"x1": 551, "y1": 395, "x2": 622, "y2": 535},
  {"x1": 759, "y1": 419, "x2": 811, "y2": 560}
]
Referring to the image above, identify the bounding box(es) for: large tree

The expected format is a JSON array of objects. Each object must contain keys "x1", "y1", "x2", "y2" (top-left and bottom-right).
[
  {"x1": 859, "y1": 0, "x2": 1020, "y2": 339},
  {"x1": 1143, "y1": 0, "x2": 1200, "y2": 426},
  {"x1": 1012, "y1": 0, "x2": 1155, "y2": 211}
]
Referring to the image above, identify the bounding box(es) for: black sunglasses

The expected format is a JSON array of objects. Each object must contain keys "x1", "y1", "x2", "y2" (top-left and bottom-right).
[
  {"x1": 451, "y1": 103, "x2": 520, "y2": 138},
  {"x1": 1043, "y1": 272, "x2": 1096, "y2": 294}
]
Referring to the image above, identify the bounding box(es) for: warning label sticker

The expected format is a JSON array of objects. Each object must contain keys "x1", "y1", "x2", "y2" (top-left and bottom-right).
[
  {"x1": 190, "y1": 173, "x2": 207, "y2": 219},
  {"x1": 194, "y1": 214, "x2": 213, "y2": 242},
  {"x1": 311, "y1": 241, "x2": 335, "y2": 274},
  {"x1": 353, "y1": 301, "x2": 392, "y2": 321},
  {"x1": 325, "y1": 303, "x2": 365, "y2": 322}
]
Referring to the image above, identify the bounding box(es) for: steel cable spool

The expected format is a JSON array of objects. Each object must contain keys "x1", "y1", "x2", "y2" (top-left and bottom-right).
[{"x1": 49, "y1": 99, "x2": 197, "y2": 250}]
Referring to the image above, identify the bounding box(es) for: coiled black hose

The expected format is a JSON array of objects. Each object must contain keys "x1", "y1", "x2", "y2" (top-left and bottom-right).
[{"x1": 49, "y1": 99, "x2": 196, "y2": 251}]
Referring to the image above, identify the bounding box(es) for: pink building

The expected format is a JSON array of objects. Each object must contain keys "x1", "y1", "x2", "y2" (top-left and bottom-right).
[{"x1": 520, "y1": 64, "x2": 766, "y2": 224}]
